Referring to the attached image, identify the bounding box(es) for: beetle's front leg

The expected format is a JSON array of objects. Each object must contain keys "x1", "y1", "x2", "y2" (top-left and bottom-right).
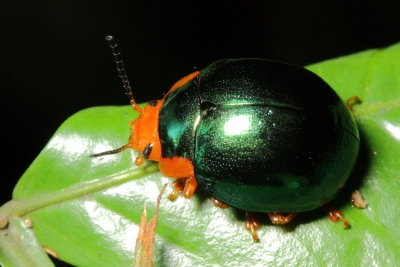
[
  {"x1": 168, "y1": 175, "x2": 198, "y2": 200},
  {"x1": 183, "y1": 175, "x2": 198, "y2": 198},
  {"x1": 159, "y1": 156, "x2": 196, "y2": 200},
  {"x1": 168, "y1": 178, "x2": 186, "y2": 200}
]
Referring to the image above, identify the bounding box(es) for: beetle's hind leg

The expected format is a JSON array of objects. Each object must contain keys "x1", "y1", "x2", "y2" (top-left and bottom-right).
[
  {"x1": 345, "y1": 96, "x2": 361, "y2": 111},
  {"x1": 325, "y1": 206, "x2": 350, "y2": 228},
  {"x1": 268, "y1": 212, "x2": 297, "y2": 224},
  {"x1": 245, "y1": 211, "x2": 260, "y2": 242},
  {"x1": 168, "y1": 175, "x2": 198, "y2": 200}
]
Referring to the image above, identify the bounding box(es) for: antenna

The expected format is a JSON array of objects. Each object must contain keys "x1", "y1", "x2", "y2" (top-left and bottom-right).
[{"x1": 105, "y1": 35, "x2": 141, "y2": 112}]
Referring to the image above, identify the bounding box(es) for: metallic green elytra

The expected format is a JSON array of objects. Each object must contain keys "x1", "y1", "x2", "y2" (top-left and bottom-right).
[{"x1": 159, "y1": 58, "x2": 360, "y2": 213}]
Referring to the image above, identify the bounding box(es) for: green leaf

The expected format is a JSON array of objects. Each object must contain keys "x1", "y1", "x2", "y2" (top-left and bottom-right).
[{"x1": 1, "y1": 43, "x2": 400, "y2": 266}]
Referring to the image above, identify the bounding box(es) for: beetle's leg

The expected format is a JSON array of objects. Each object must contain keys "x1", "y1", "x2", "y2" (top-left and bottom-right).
[
  {"x1": 345, "y1": 96, "x2": 361, "y2": 111},
  {"x1": 168, "y1": 178, "x2": 186, "y2": 201},
  {"x1": 245, "y1": 211, "x2": 260, "y2": 242},
  {"x1": 268, "y1": 212, "x2": 297, "y2": 224},
  {"x1": 168, "y1": 175, "x2": 198, "y2": 200},
  {"x1": 182, "y1": 175, "x2": 198, "y2": 198},
  {"x1": 326, "y1": 207, "x2": 350, "y2": 228},
  {"x1": 212, "y1": 198, "x2": 229, "y2": 209}
]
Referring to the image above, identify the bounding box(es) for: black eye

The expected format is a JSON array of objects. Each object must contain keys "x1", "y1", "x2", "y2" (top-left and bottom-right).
[
  {"x1": 149, "y1": 100, "x2": 158, "y2": 107},
  {"x1": 142, "y1": 143, "x2": 154, "y2": 159}
]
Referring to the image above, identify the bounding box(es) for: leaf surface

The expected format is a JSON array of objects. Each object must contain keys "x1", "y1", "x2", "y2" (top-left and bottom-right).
[{"x1": 6, "y1": 43, "x2": 400, "y2": 266}]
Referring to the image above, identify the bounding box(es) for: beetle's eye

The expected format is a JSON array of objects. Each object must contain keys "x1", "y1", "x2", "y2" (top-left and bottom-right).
[
  {"x1": 149, "y1": 100, "x2": 158, "y2": 107},
  {"x1": 142, "y1": 143, "x2": 154, "y2": 159}
]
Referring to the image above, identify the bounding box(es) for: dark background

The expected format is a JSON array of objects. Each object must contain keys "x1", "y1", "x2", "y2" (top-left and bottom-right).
[{"x1": 1, "y1": 1, "x2": 399, "y2": 205}]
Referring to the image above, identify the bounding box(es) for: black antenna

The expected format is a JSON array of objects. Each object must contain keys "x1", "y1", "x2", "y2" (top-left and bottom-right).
[{"x1": 105, "y1": 35, "x2": 141, "y2": 112}]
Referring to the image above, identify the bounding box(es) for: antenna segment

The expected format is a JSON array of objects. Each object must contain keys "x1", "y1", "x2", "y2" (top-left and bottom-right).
[{"x1": 105, "y1": 35, "x2": 141, "y2": 112}]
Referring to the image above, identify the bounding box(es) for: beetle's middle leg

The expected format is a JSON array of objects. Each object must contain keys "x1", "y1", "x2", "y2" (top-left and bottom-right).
[
  {"x1": 245, "y1": 211, "x2": 260, "y2": 242},
  {"x1": 212, "y1": 198, "x2": 229, "y2": 209},
  {"x1": 268, "y1": 212, "x2": 297, "y2": 224}
]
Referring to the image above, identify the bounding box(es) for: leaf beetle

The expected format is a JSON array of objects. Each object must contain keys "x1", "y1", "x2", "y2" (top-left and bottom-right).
[{"x1": 93, "y1": 36, "x2": 360, "y2": 241}]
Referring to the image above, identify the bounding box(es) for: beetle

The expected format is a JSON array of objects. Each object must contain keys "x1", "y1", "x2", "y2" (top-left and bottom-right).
[{"x1": 92, "y1": 36, "x2": 360, "y2": 241}]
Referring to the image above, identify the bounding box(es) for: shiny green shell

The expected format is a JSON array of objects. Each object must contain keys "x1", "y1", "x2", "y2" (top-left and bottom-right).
[{"x1": 158, "y1": 59, "x2": 360, "y2": 213}]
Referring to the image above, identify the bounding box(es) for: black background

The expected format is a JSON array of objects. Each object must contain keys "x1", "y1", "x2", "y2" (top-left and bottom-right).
[
  {"x1": 1, "y1": 1, "x2": 399, "y2": 266},
  {"x1": 1, "y1": 1, "x2": 399, "y2": 211}
]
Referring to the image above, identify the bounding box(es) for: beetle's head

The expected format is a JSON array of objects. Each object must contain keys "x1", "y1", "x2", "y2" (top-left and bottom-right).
[
  {"x1": 128, "y1": 99, "x2": 162, "y2": 161},
  {"x1": 93, "y1": 36, "x2": 199, "y2": 162},
  {"x1": 90, "y1": 36, "x2": 162, "y2": 161},
  {"x1": 89, "y1": 100, "x2": 163, "y2": 161}
]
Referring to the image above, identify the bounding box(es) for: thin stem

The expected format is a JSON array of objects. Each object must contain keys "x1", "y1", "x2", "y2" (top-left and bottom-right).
[
  {"x1": 0, "y1": 164, "x2": 159, "y2": 228},
  {"x1": 0, "y1": 217, "x2": 55, "y2": 267}
]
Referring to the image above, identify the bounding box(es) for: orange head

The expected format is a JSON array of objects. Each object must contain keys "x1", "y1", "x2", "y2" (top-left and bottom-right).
[
  {"x1": 90, "y1": 36, "x2": 199, "y2": 164},
  {"x1": 128, "y1": 100, "x2": 163, "y2": 161}
]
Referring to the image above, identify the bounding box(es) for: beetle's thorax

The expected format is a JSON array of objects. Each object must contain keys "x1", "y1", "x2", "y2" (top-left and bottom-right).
[{"x1": 129, "y1": 100, "x2": 163, "y2": 161}]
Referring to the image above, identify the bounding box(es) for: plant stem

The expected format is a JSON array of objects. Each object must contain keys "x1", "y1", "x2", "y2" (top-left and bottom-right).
[
  {"x1": 0, "y1": 217, "x2": 55, "y2": 267},
  {"x1": 0, "y1": 164, "x2": 159, "y2": 228}
]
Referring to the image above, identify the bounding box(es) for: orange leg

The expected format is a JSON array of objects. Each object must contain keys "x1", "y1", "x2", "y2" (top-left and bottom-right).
[
  {"x1": 182, "y1": 175, "x2": 198, "y2": 198},
  {"x1": 168, "y1": 175, "x2": 198, "y2": 200},
  {"x1": 212, "y1": 198, "x2": 229, "y2": 209},
  {"x1": 168, "y1": 178, "x2": 186, "y2": 200},
  {"x1": 326, "y1": 207, "x2": 350, "y2": 228},
  {"x1": 268, "y1": 212, "x2": 297, "y2": 225},
  {"x1": 345, "y1": 96, "x2": 361, "y2": 111},
  {"x1": 245, "y1": 211, "x2": 260, "y2": 242},
  {"x1": 159, "y1": 156, "x2": 197, "y2": 200}
]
